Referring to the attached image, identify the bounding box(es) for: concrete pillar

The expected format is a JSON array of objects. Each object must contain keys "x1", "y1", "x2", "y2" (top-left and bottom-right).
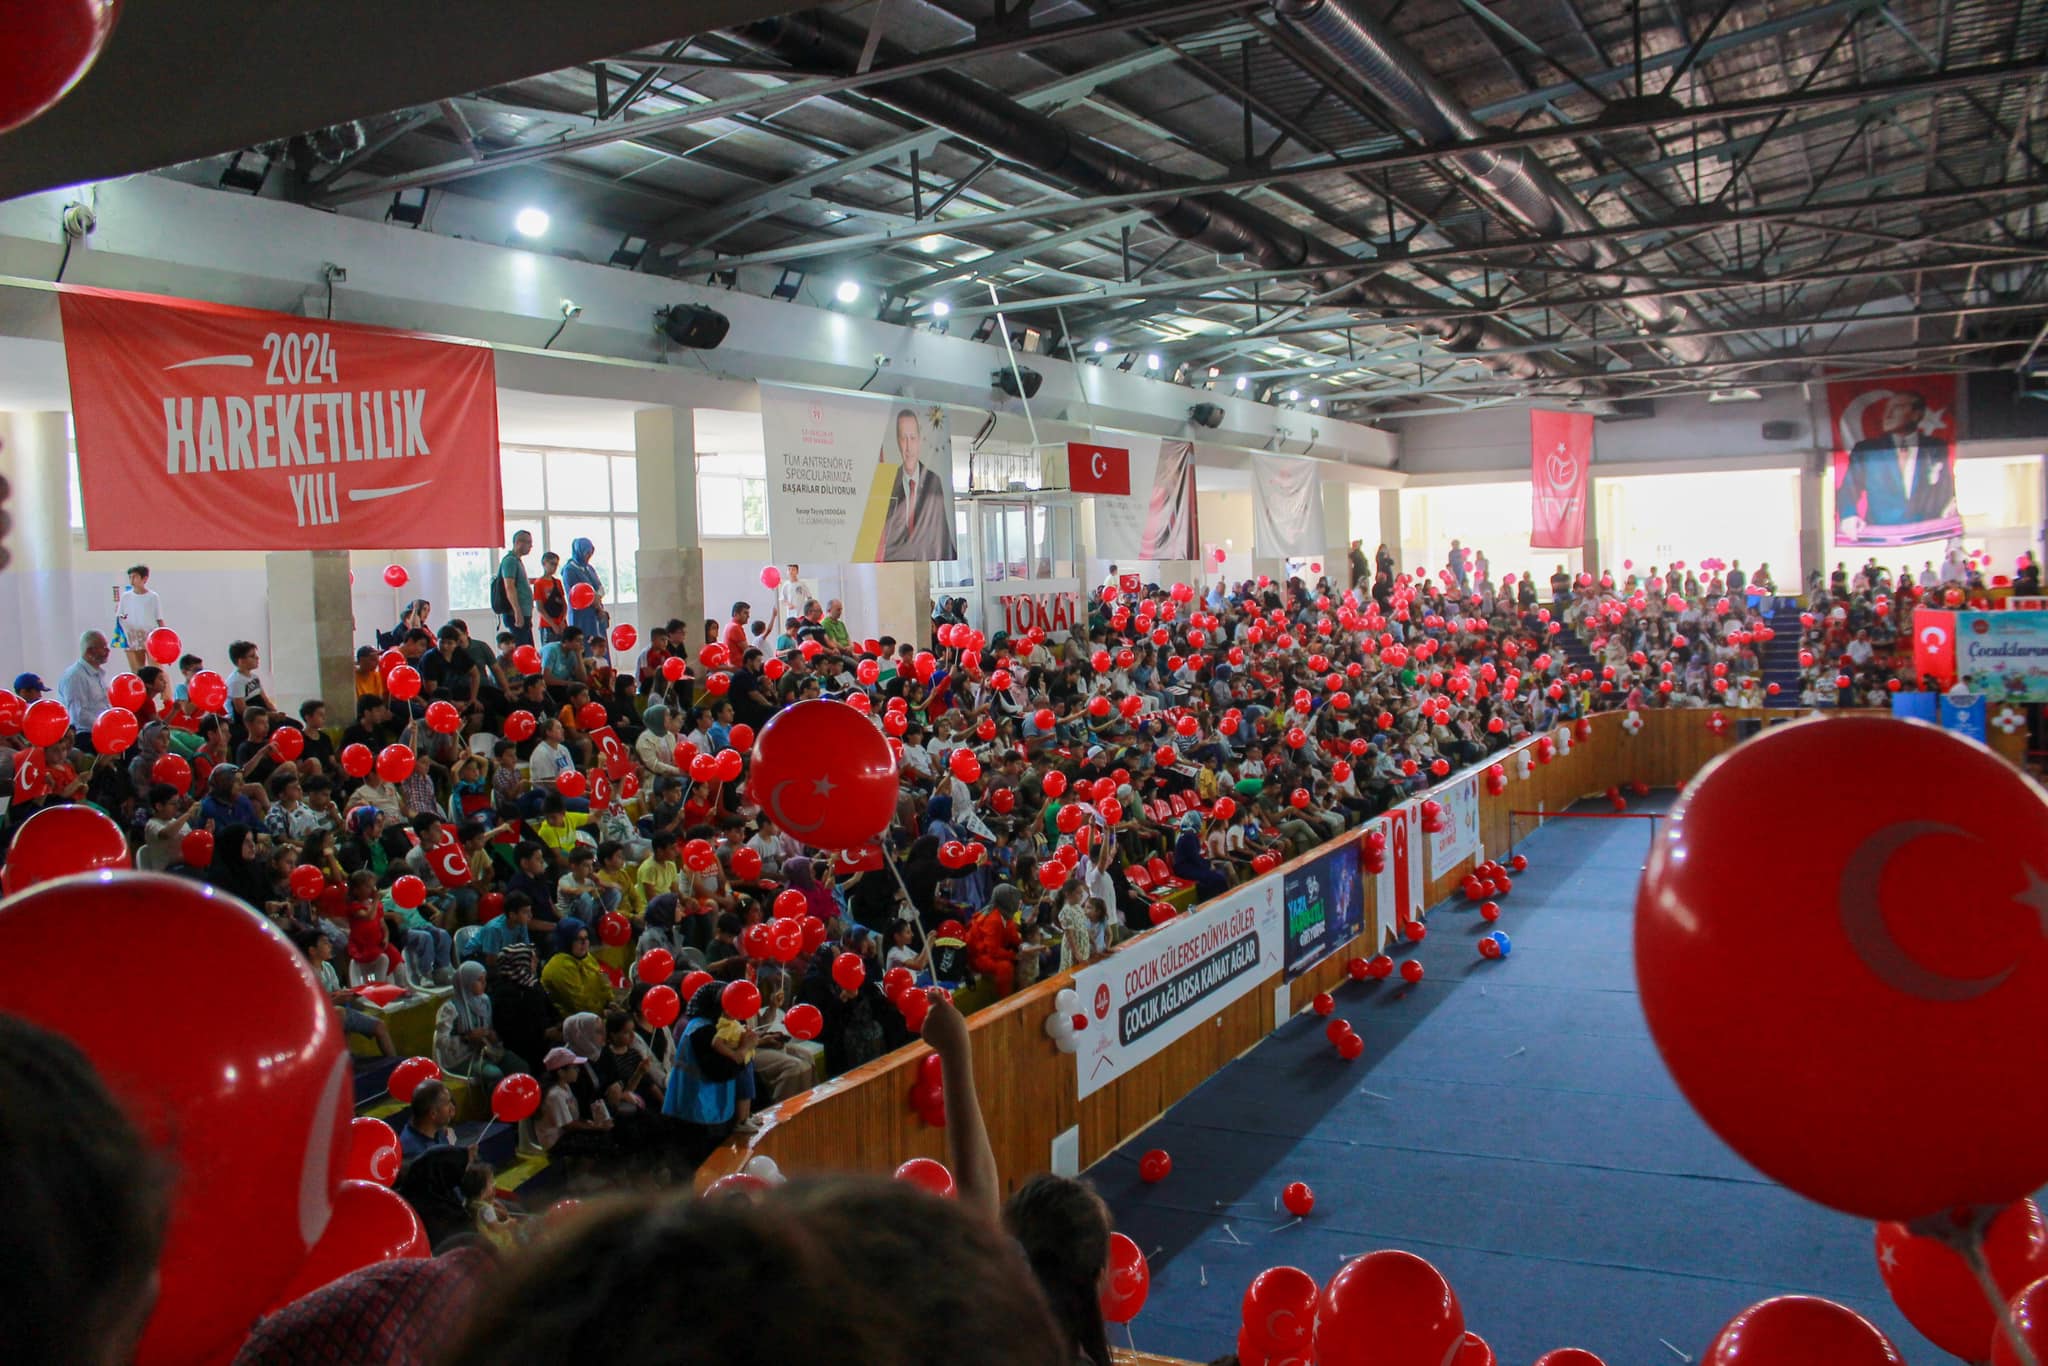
[
  {"x1": 266, "y1": 551, "x2": 356, "y2": 714},
  {"x1": 1378, "y1": 488, "x2": 1403, "y2": 570},
  {"x1": 1322, "y1": 487, "x2": 1351, "y2": 589},
  {"x1": 871, "y1": 564, "x2": 931, "y2": 649},
  {"x1": 1581, "y1": 476, "x2": 1601, "y2": 579},
  {"x1": 1798, "y1": 455, "x2": 1825, "y2": 590},
  {"x1": 0, "y1": 411, "x2": 74, "y2": 677},
  {"x1": 634, "y1": 407, "x2": 704, "y2": 638}
]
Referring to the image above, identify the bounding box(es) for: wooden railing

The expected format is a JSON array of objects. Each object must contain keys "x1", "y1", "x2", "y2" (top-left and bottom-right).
[{"x1": 699, "y1": 704, "x2": 2003, "y2": 1189}]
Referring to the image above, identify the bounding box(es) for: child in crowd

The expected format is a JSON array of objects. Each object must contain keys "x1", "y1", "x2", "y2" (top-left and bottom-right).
[
  {"x1": 294, "y1": 926, "x2": 397, "y2": 1057},
  {"x1": 345, "y1": 868, "x2": 411, "y2": 988},
  {"x1": 710, "y1": 1001, "x2": 762, "y2": 1134}
]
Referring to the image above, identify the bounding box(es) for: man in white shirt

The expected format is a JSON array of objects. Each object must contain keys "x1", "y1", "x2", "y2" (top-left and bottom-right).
[
  {"x1": 114, "y1": 565, "x2": 165, "y2": 672},
  {"x1": 777, "y1": 564, "x2": 816, "y2": 626},
  {"x1": 58, "y1": 631, "x2": 112, "y2": 737}
]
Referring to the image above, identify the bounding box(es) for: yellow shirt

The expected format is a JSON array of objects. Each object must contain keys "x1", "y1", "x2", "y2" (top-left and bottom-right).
[
  {"x1": 540, "y1": 949, "x2": 613, "y2": 1018},
  {"x1": 536, "y1": 812, "x2": 593, "y2": 856},
  {"x1": 600, "y1": 865, "x2": 646, "y2": 917},
  {"x1": 637, "y1": 855, "x2": 680, "y2": 899}
]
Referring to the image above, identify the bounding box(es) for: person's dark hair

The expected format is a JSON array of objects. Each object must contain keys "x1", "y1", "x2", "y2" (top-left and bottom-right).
[
  {"x1": 515, "y1": 841, "x2": 546, "y2": 865},
  {"x1": 405, "y1": 629, "x2": 434, "y2": 647},
  {"x1": 179, "y1": 653, "x2": 203, "y2": 671},
  {"x1": 503, "y1": 891, "x2": 534, "y2": 916},
  {"x1": 542, "y1": 794, "x2": 566, "y2": 816},
  {"x1": 304, "y1": 774, "x2": 331, "y2": 797},
  {"x1": 0, "y1": 1014, "x2": 170, "y2": 1366},
  {"x1": 438, "y1": 624, "x2": 463, "y2": 643},
  {"x1": 409, "y1": 1079, "x2": 449, "y2": 1125},
  {"x1": 494, "y1": 740, "x2": 516, "y2": 759},
  {"x1": 138, "y1": 665, "x2": 163, "y2": 688},
  {"x1": 567, "y1": 846, "x2": 595, "y2": 866},
  {"x1": 299, "y1": 697, "x2": 325, "y2": 720},
  {"x1": 1003, "y1": 1174, "x2": 1113, "y2": 1366},
  {"x1": 598, "y1": 839, "x2": 624, "y2": 864},
  {"x1": 441, "y1": 1180, "x2": 1065, "y2": 1366},
  {"x1": 715, "y1": 911, "x2": 742, "y2": 939},
  {"x1": 229, "y1": 640, "x2": 257, "y2": 665},
  {"x1": 127, "y1": 564, "x2": 150, "y2": 579},
  {"x1": 147, "y1": 782, "x2": 178, "y2": 807},
  {"x1": 603, "y1": 1008, "x2": 633, "y2": 1038},
  {"x1": 651, "y1": 829, "x2": 679, "y2": 852},
  {"x1": 561, "y1": 627, "x2": 584, "y2": 644},
  {"x1": 357, "y1": 695, "x2": 386, "y2": 720}
]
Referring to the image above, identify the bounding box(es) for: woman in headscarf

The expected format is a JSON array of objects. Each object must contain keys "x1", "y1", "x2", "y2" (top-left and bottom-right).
[
  {"x1": 782, "y1": 857, "x2": 839, "y2": 924},
  {"x1": 898, "y1": 834, "x2": 949, "y2": 931},
  {"x1": 634, "y1": 703, "x2": 682, "y2": 777},
  {"x1": 485, "y1": 943, "x2": 556, "y2": 1077},
  {"x1": 661, "y1": 981, "x2": 742, "y2": 1166},
  {"x1": 1171, "y1": 811, "x2": 1229, "y2": 899},
  {"x1": 540, "y1": 918, "x2": 614, "y2": 1018},
  {"x1": 924, "y1": 793, "x2": 990, "y2": 908},
  {"x1": 434, "y1": 960, "x2": 523, "y2": 1081},
  {"x1": 635, "y1": 893, "x2": 700, "y2": 971},
  {"x1": 561, "y1": 537, "x2": 606, "y2": 649},
  {"x1": 207, "y1": 823, "x2": 277, "y2": 911},
  {"x1": 560, "y1": 1010, "x2": 608, "y2": 1100}
]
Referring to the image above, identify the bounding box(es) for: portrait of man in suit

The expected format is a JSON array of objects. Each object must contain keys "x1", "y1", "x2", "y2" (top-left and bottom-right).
[
  {"x1": 1835, "y1": 388, "x2": 1961, "y2": 545},
  {"x1": 879, "y1": 405, "x2": 957, "y2": 562}
]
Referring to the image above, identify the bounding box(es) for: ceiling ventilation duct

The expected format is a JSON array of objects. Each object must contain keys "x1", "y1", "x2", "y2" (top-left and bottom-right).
[
  {"x1": 1271, "y1": 0, "x2": 1722, "y2": 368},
  {"x1": 730, "y1": 9, "x2": 1578, "y2": 386}
]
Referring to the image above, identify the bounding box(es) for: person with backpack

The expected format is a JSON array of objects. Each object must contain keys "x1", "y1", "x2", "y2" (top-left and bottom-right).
[
  {"x1": 532, "y1": 549, "x2": 569, "y2": 645},
  {"x1": 494, "y1": 530, "x2": 534, "y2": 645}
]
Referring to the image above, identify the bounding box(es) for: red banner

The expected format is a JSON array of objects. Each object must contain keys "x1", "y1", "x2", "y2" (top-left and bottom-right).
[
  {"x1": 1826, "y1": 373, "x2": 1962, "y2": 547},
  {"x1": 1913, "y1": 608, "x2": 1957, "y2": 687},
  {"x1": 1068, "y1": 441, "x2": 1131, "y2": 495},
  {"x1": 60, "y1": 286, "x2": 501, "y2": 550},
  {"x1": 1529, "y1": 409, "x2": 1591, "y2": 549}
]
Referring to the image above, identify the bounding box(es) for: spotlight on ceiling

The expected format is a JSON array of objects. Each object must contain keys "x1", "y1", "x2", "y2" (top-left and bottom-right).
[
  {"x1": 930, "y1": 300, "x2": 951, "y2": 318},
  {"x1": 834, "y1": 279, "x2": 861, "y2": 304},
  {"x1": 993, "y1": 366, "x2": 1042, "y2": 399},
  {"x1": 1286, "y1": 389, "x2": 1301, "y2": 403},
  {"x1": 1092, "y1": 339, "x2": 1109, "y2": 354},
  {"x1": 1207, "y1": 366, "x2": 1220, "y2": 379},
  {"x1": 1234, "y1": 376, "x2": 1248, "y2": 391},
  {"x1": 1188, "y1": 402, "x2": 1225, "y2": 429},
  {"x1": 514, "y1": 206, "x2": 550, "y2": 238},
  {"x1": 1145, "y1": 353, "x2": 1162, "y2": 371},
  {"x1": 1309, "y1": 397, "x2": 1321, "y2": 409},
  {"x1": 771, "y1": 268, "x2": 805, "y2": 302}
]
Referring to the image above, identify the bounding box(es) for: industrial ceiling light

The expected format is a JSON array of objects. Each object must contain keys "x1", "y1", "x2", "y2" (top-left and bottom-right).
[
  {"x1": 1092, "y1": 339, "x2": 1109, "y2": 354},
  {"x1": 1207, "y1": 366, "x2": 1220, "y2": 379},
  {"x1": 1706, "y1": 387, "x2": 1764, "y2": 403},
  {"x1": 1145, "y1": 353, "x2": 1161, "y2": 371},
  {"x1": 1309, "y1": 397, "x2": 1321, "y2": 409},
  {"x1": 1286, "y1": 389, "x2": 1301, "y2": 402},
  {"x1": 1234, "y1": 376, "x2": 1248, "y2": 391},
  {"x1": 834, "y1": 279, "x2": 861, "y2": 304},
  {"x1": 514, "y1": 206, "x2": 550, "y2": 238},
  {"x1": 930, "y1": 300, "x2": 951, "y2": 317}
]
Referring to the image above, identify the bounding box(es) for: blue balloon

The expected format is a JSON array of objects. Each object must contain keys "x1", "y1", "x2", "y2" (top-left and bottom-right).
[{"x1": 1489, "y1": 931, "x2": 1512, "y2": 957}]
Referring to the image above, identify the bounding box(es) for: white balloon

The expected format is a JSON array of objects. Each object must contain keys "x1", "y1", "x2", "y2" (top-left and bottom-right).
[
  {"x1": 1043, "y1": 1012, "x2": 1079, "y2": 1054},
  {"x1": 744, "y1": 1154, "x2": 786, "y2": 1185},
  {"x1": 1053, "y1": 988, "x2": 1079, "y2": 1015}
]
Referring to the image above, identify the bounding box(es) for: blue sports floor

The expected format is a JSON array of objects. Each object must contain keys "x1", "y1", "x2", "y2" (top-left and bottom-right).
[{"x1": 1091, "y1": 795, "x2": 1938, "y2": 1364}]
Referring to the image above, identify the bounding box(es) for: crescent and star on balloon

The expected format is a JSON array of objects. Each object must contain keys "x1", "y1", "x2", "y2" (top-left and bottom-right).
[{"x1": 1838, "y1": 820, "x2": 2048, "y2": 1002}]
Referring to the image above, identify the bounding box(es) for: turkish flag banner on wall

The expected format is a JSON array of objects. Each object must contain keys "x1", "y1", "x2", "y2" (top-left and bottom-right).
[
  {"x1": 1068, "y1": 441, "x2": 1131, "y2": 495},
  {"x1": 1912, "y1": 608, "x2": 1957, "y2": 686},
  {"x1": 60, "y1": 286, "x2": 501, "y2": 550},
  {"x1": 1529, "y1": 408, "x2": 1592, "y2": 549}
]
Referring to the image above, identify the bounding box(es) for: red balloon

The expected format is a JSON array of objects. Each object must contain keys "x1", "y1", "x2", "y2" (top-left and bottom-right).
[
  {"x1": 0, "y1": 0, "x2": 118, "y2": 134},
  {"x1": 611, "y1": 623, "x2": 638, "y2": 652},
  {"x1": 1282, "y1": 1181, "x2": 1315, "y2": 1216},
  {"x1": 1100, "y1": 1231, "x2": 1151, "y2": 1324},
  {"x1": 641, "y1": 984, "x2": 681, "y2": 1029},
  {"x1": 271, "y1": 1179, "x2": 429, "y2": 1306},
  {"x1": 784, "y1": 1002, "x2": 823, "y2": 1041},
  {"x1": 375, "y1": 744, "x2": 415, "y2": 783},
  {"x1": 22, "y1": 697, "x2": 70, "y2": 746},
  {"x1": 492, "y1": 1071, "x2": 542, "y2": 1123},
  {"x1": 179, "y1": 829, "x2": 214, "y2": 869},
  {"x1": 831, "y1": 951, "x2": 867, "y2": 992},
  {"x1": 387, "y1": 1055, "x2": 442, "y2": 1102},
  {"x1": 0, "y1": 804, "x2": 131, "y2": 894},
  {"x1": 389, "y1": 874, "x2": 426, "y2": 910},
  {"x1": 894, "y1": 1156, "x2": 956, "y2": 1198},
  {"x1": 1703, "y1": 1296, "x2": 1904, "y2": 1366},
  {"x1": 384, "y1": 664, "x2": 421, "y2": 702},
  {"x1": 1637, "y1": 719, "x2": 2048, "y2": 1220},
  {"x1": 744, "y1": 699, "x2": 900, "y2": 851},
  {"x1": 1400, "y1": 959, "x2": 1425, "y2": 984},
  {"x1": 1312, "y1": 992, "x2": 1335, "y2": 1016},
  {"x1": 1875, "y1": 1200, "x2": 2048, "y2": 1358},
  {"x1": 0, "y1": 873, "x2": 349, "y2": 1362},
  {"x1": 1241, "y1": 1265, "x2": 1318, "y2": 1360},
  {"x1": 289, "y1": 863, "x2": 328, "y2": 902},
  {"x1": 145, "y1": 626, "x2": 182, "y2": 664},
  {"x1": 512, "y1": 644, "x2": 543, "y2": 675},
  {"x1": 1139, "y1": 1148, "x2": 1173, "y2": 1183},
  {"x1": 557, "y1": 770, "x2": 588, "y2": 799},
  {"x1": 1532, "y1": 1351, "x2": 1607, "y2": 1366},
  {"x1": 596, "y1": 911, "x2": 630, "y2": 947},
  {"x1": 679, "y1": 969, "x2": 715, "y2": 1001},
  {"x1": 1995, "y1": 1275, "x2": 2048, "y2": 1366},
  {"x1": 1315, "y1": 1251, "x2": 1463, "y2": 1366},
  {"x1": 1453, "y1": 1332, "x2": 1496, "y2": 1365},
  {"x1": 345, "y1": 1115, "x2": 402, "y2": 1186},
  {"x1": 89, "y1": 704, "x2": 139, "y2": 756},
  {"x1": 269, "y1": 725, "x2": 305, "y2": 761},
  {"x1": 422, "y1": 699, "x2": 462, "y2": 735},
  {"x1": 569, "y1": 582, "x2": 597, "y2": 611},
  {"x1": 637, "y1": 948, "x2": 675, "y2": 985},
  {"x1": 1336, "y1": 1032, "x2": 1365, "y2": 1060},
  {"x1": 721, "y1": 979, "x2": 762, "y2": 1021}
]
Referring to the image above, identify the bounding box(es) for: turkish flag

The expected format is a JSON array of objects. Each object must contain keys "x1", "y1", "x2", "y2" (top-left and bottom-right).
[
  {"x1": 1913, "y1": 608, "x2": 1957, "y2": 686},
  {"x1": 1530, "y1": 409, "x2": 1592, "y2": 548},
  {"x1": 1069, "y1": 441, "x2": 1131, "y2": 495}
]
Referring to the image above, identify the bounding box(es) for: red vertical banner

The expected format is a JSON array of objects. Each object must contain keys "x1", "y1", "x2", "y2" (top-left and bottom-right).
[
  {"x1": 1912, "y1": 608, "x2": 1957, "y2": 687},
  {"x1": 1529, "y1": 408, "x2": 1592, "y2": 549},
  {"x1": 59, "y1": 286, "x2": 501, "y2": 550}
]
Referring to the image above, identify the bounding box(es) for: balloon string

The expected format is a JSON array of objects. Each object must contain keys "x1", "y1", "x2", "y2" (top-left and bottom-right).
[{"x1": 1964, "y1": 1235, "x2": 2039, "y2": 1366}]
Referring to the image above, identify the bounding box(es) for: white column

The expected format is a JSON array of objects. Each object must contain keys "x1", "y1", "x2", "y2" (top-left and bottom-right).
[
  {"x1": 266, "y1": 551, "x2": 356, "y2": 714},
  {"x1": 0, "y1": 411, "x2": 75, "y2": 678},
  {"x1": 1321, "y1": 486, "x2": 1351, "y2": 588},
  {"x1": 634, "y1": 407, "x2": 705, "y2": 640},
  {"x1": 1798, "y1": 455, "x2": 1825, "y2": 590}
]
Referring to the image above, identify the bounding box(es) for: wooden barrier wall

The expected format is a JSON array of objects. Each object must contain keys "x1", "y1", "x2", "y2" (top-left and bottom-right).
[{"x1": 699, "y1": 706, "x2": 2001, "y2": 1189}]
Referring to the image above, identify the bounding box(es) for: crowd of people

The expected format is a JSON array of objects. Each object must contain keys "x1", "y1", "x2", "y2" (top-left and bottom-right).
[{"x1": 0, "y1": 531, "x2": 2033, "y2": 1366}]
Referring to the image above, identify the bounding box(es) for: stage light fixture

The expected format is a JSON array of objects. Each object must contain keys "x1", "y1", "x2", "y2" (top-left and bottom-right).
[
  {"x1": 1092, "y1": 339, "x2": 1109, "y2": 353},
  {"x1": 771, "y1": 268, "x2": 805, "y2": 301},
  {"x1": 931, "y1": 300, "x2": 951, "y2": 317},
  {"x1": 1188, "y1": 402, "x2": 1225, "y2": 429},
  {"x1": 514, "y1": 207, "x2": 550, "y2": 238},
  {"x1": 1146, "y1": 353, "x2": 1161, "y2": 371},
  {"x1": 1235, "y1": 376, "x2": 1248, "y2": 391},
  {"x1": 835, "y1": 279, "x2": 862, "y2": 304},
  {"x1": 658, "y1": 304, "x2": 731, "y2": 350},
  {"x1": 1286, "y1": 389, "x2": 1301, "y2": 402},
  {"x1": 993, "y1": 366, "x2": 1042, "y2": 399}
]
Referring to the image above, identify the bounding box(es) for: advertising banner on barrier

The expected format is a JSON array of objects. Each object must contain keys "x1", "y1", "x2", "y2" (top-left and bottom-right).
[
  {"x1": 1072, "y1": 873, "x2": 1282, "y2": 1098},
  {"x1": 760, "y1": 384, "x2": 959, "y2": 564},
  {"x1": 1093, "y1": 436, "x2": 1200, "y2": 562},
  {"x1": 59, "y1": 286, "x2": 501, "y2": 550},
  {"x1": 1826, "y1": 374, "x2": 1962, "y2": 547},
  {"x1": 1956, "y1": 610, "x2": 2048, "y2": 701},
  {"x1": 1251, "y1": 452, "x2": 1326, "y2": 558},
  {"x1": 1940, "y1": 694, "x2": 1988, "y2": 743},
  {"x1": 1369, "y1": 803, "x2": 1426, "y2": 939},
  {"x1": 1283, "y1": 842, "x2": 1364, "y2": 980},
  {"x1": 1426, "y1": 775, "x2": 1481, "y2": 878}
]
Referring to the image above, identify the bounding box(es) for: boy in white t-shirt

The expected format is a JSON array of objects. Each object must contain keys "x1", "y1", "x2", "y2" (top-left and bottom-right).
[{"x1": 114, "y1": 565, "x2": 165, "y2": 671}]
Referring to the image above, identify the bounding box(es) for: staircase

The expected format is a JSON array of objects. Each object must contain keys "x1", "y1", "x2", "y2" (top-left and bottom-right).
[{"x1": 1759, "y1": 603, "x2": 1807, "y2": 706}]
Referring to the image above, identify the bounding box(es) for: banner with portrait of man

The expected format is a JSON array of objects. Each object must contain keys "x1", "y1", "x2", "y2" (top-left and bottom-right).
[
  {"x1": 1092, "y1": 436, "x2": 1199, "y2": 562},
  {"x1": 1827, "y1": 374, "x2": 1963, "y2": 547},
  {"x1": 760, "y1": 383, "x2": 958, "y2": 564}
]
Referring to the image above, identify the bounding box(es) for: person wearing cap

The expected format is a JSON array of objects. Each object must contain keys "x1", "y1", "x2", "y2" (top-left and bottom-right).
[
  {"x1": 58, "y1": 631, "x2": 112, "y2": 738},
  {"x1": 11, "y1": 672, "x2": 46, "y2": 704},
  {"x1": 533, "y1": 1044, "x2": 613, "y2": 1157}
]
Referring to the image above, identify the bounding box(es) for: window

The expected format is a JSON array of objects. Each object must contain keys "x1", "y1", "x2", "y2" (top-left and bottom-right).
[
  {"x1": 934, "y1": 504, "x2": 974, "y2": 589},
  {"x1": 698, "y1": 451, "x2": 767, "y2": 538},
  {"x1": 448, "y1": 447, "x2": 639, "y2": 612}
]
